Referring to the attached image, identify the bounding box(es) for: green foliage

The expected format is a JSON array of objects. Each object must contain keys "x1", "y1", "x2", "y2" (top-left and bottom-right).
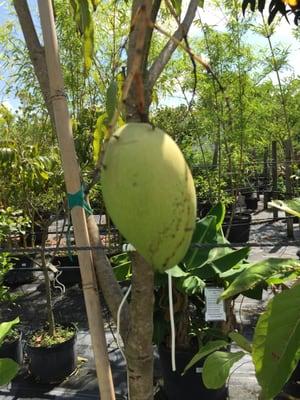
[
  {"x1": 182, "y1": 340, "x2": 228, "y2": 375},
  {"x1": 252, "y1": 284, "x2": 300, "y2": 400},
  {"x1": 202, "y1": 351, "x2": 245, "y2": 389},
  {"x1": 0, "y1": 318, "x2": 20, "y2": 386},
  {"x1": 220, "y1": 258, "x2": 300, "y2": 300},
  {"x1": 0, "y1": 358, "x2": 19, "y2": 386}
]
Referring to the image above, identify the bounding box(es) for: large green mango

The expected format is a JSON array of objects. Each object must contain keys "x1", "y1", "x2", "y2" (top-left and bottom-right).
[{"x1": 101, "y1": 123, "x2": 196, "y2": 272}]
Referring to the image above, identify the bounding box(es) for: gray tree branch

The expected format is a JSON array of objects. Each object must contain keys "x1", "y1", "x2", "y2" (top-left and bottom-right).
[
  {"x1": 13, "y1": 0, "x2": 56, "y2": 129},
  {"x1": 148, "y1": 0, "x2": 198, "y2": 91}
]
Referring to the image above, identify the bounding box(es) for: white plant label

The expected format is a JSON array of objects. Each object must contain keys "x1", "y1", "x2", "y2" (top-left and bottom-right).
[{"x1": 204, "y1": 287, "x2": 226, "y2": 321}]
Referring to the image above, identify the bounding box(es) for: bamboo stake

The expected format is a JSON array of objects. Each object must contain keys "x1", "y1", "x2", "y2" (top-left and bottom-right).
[{"x1": 37, "y1": 1, "x2": 115, "y2": 399}]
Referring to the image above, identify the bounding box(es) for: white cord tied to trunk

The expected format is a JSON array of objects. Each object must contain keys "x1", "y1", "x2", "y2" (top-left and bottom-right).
[
  {"x1": 168, "y1": 271, "x2": 176, "y2": 371},
  {"x1": 117, "y1": 284, "x2": 132, "y2": 399}
]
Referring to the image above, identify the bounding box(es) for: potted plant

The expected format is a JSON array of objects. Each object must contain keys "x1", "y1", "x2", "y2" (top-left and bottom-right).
[
  {"x1": 24, "y1": 218, "x2": 78, "y2": 383},
  {"x1": 153, "y1": 204, "x2": 252, "y2": 399}
]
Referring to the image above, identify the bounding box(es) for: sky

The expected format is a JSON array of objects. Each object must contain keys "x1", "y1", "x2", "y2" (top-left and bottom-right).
[{"x1": 0, "y1": 0, "x2": 299, "y2": 111}]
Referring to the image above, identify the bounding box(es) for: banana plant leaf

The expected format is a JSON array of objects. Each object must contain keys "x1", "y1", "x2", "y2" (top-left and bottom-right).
[
  {"x1": 220, "y1": 258, "x2": 300, "y2": 300},
  {"x1": 0, "y1": 358, "x2": 19, "y2": 386}
]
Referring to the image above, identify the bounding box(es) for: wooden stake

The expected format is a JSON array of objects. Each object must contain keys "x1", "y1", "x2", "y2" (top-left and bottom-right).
[
  {"x1": 37, "y1": 1, "x2": 115, "y2": 398},
  {"x1": 272, "y1": 141, "x2": 278, "y2": 220}
]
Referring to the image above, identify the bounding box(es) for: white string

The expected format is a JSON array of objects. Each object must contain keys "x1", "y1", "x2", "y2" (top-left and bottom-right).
[
  {"x1": 117, "y1": 284, "x2": 132, "y2": 399},
  {"x1": 168, "y1": 271, "x2": 176, "y2": 371}
]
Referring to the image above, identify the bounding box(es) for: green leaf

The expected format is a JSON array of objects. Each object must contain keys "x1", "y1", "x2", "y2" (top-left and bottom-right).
[
  {"x1": 269, "y1": 199, "x2": 300, "y2": 218},
  {"x1": 170, "y1": 0, "x2": 182, "y2": 15},
  {"x1": 252, "y1": 284, "x2": 300, "y2": 399},
  {"x1": 93, "y1": 113, "x2": 108, "y2": 164},
  {"x1": 182, "y1": 340, "x2": 228, "y2": 375},
  {"x1": 0, "y1": 317, "x2": 19, "y2": 346},
  {"x1": 209, "y1": 246, "x2": 250, "y2": 276},
  {"x1": 202, "y1": 351, "x2": 245, "y2": 389},
  {"x1": 229, "y1": 332, "x2": 252, "y2": 353},
  {"x1": 220, "y1": 258, "x2": 300, "y2": 301},
  {"x1": 112, "y1": 262, "x2": 131, "y2": 281},
  {"x1": 176, "y1": 275, "x2": 205, "y2": 294},
  {"x1": 198, "y1": 0, "x2": 204, "y2": 7},
  {"x1": 207, "y1": 203, "x2": 226, "y2": 231},
  {"x1": 106, "y1": 81, "x2": 118, "y2": 121},
  {"x1": 0, "y1": 358, "x2": 19, "y2": 386},
  {"x1": 166, "y1": 265, "x2": 188, "y2": 278}
]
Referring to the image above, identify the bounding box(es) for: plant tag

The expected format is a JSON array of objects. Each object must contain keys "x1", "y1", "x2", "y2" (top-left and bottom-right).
[
  {"x1": 195, "y1": 367, "x2": 203, "y2": 373},
  {"x1": 204, "y1": 287, "x2": 226, "y2": 321}
]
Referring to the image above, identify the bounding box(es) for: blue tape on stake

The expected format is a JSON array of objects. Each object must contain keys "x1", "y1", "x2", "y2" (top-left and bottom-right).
[{"x1": 67, "y1": 186, "x2": 93, "y2": 215}]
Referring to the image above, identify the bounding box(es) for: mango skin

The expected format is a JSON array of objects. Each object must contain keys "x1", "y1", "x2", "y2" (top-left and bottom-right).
[{"x1": 101, "y1": 123, "x2": 196, "y2": 272}]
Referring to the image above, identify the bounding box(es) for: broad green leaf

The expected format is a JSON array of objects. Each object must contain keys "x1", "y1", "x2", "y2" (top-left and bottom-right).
[
  {"x1": 252, "y1": 284, "x2": 300, "y2": 400},
  {"x1": 176, "y1": 275, "x2": 205, "y2": 294},
  {"x1": 184, "y1": 216, "x2": 217, "y2": 270},
  {"x1": 208, "y1": 203, "x2": 226, "y2": 231},
  {"x1": 220, "y1": 258, "x2": 300, "y2": 300},
  {"x1": 106, "y1": 81, "x2": 118, "y2": 121},
  {"x1": 93, "y1": 113, "x2": 108, "y2": 164},
  {"x1": 0, "y1": 317, "x2": 19, "y2": 346},
  {"x1": 209, "y1": 246, "x2": 250, "y2": 275},
  {"x1": 0, "y1": 358, "x2": 19, "y2": 386},
  {"x1": 166, "y1": 265, "x2": 188, "y2": 278},
  {"x1": 182, "y1": 340, "x2": 228, "y2": 375},
  {"x1": 269, "y1": 199, "x2": 300, "y2": 218},
  {"x1": 202, "y1": 351, "x2": 245, "y2": 389},
  {"x1": 229, "y1": 331, "x2": 252, "y2": 353}
]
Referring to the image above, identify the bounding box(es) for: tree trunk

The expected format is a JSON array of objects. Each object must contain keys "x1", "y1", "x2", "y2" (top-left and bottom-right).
[{"x1": 125, "y1": 253, "x2": 154, "y2": 400}]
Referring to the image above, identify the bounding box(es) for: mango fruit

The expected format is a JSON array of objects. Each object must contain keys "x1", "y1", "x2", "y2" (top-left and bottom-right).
[{"x1": 101, "y1": 123, "x2": 196, "y2": 272}]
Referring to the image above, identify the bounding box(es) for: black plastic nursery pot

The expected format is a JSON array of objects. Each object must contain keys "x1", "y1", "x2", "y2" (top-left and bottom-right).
[
  {"x1": 223, "y1": 213, "x2": 251, "y2": 243},
  {"x1": 245, "y1": 197, "x2": 258, "y2": 211},
  {"x1": 0, "y1": 332, "x2": 23, "y2": 364},
  {"x1": 158, "y1": 345, "x2": 228, "y2": 400},
  {"x1": 52, "y1": 255, "x2": 81, "y2": 286},
  {"x1": 4, "y1": 254, "x2": 35, "y2": 287},
  {"x1": 26, "y1": 327, "x2": 77, "y2": 383}
]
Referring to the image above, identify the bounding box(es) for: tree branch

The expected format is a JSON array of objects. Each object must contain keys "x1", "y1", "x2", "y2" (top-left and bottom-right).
[
  {"x1": 148, "y1": 0, "x2": 198, "y2": 91},
  {"x1": 13, "y1": 0, "x2": 55, "y2": 130}
]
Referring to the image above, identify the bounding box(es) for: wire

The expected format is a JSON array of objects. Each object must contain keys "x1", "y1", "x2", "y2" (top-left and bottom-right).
[
  {"x1": 116, "y1": 284, "x2": 132, "y2": 400},
  {"x1": 168, "y1": 271, "x2": 176, "y2": 372}
]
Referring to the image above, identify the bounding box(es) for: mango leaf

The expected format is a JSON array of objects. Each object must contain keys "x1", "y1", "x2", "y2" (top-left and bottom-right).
[
  {"x1": 220, "y1": 258, "x2": 300, "y2": 301},
  {"x1": 0, "y1": 358, "x2": 19, "y2": 386},
  {"x1": 0, "y1": 317, "x2": 19, "y2": 346},
  {"x1": 207, "y1": 203, "x2": 226, "y2": 231},
  {"x1": 252, "y1": 284, "x2": 300, "y2": 400},
  {"x1": 202, "y1": 351, "x2": 245, "y2": 389},
  {"x1": 229, "y1": 331, "x2": 252, "y2": 353},
  {"x1": 70, "y1": 0, "x2": 94, "y2": 74},
  {"x1": 182, "y1": 340, "x2": 228, "y2": 375},
  {"x1": 93, "y1": 113, "x2": 108, "y2": 164},
  {"x1": 170, "y1": 0, "x2": 182, "y2": 15},
  {"x1": 269, "y1": 199, "x2": 300, "y2": 218},
  {"x1": 106, "y1": 81, "x2": 118, "y2": 121}
]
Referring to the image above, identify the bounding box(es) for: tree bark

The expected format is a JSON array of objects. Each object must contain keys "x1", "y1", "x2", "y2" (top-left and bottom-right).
[
  {"x1": 13, "y1": 0, "x2": 56, "y2": 130},
  {"x1": 125, "y1": 253, "x2": 154, "y2": 400}
]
